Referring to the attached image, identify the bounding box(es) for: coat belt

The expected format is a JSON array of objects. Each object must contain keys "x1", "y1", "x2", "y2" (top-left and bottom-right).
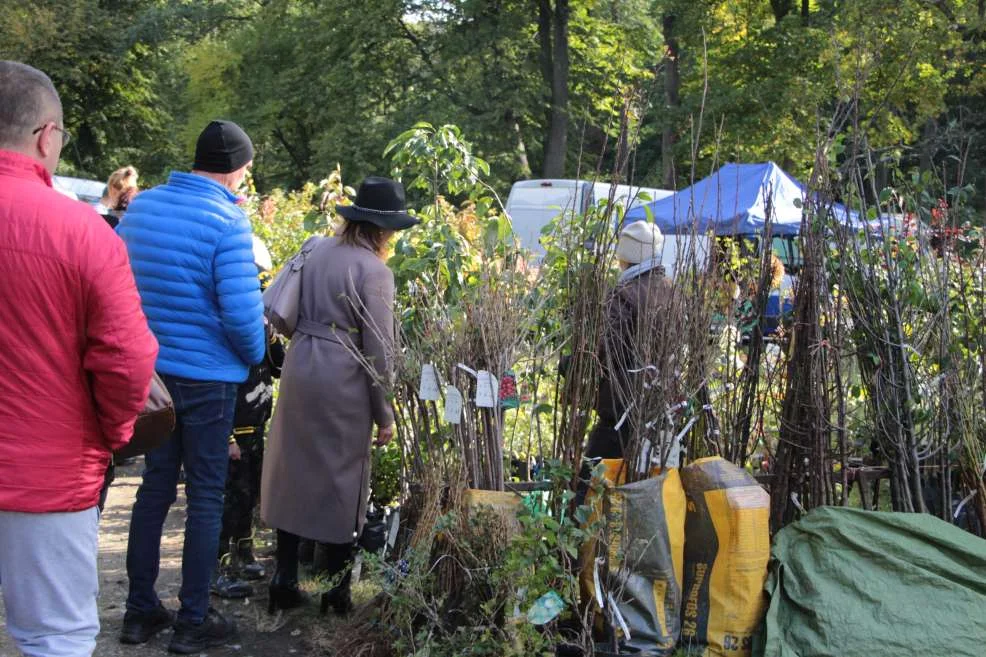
[{"x1": 295, "y1": 318, "x2": 360, "y2": 347}]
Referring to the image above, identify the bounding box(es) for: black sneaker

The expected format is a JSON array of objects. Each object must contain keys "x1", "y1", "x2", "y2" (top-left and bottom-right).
[
  {"x1": 168, "y1": 607, "x2": 237, "y2": 655},
  {"x1": 212, "y1": 573, "x2": 254, "y2": 599},
  {"x1": 120, "y1": 604, "x2": 175, "y2": 644}
]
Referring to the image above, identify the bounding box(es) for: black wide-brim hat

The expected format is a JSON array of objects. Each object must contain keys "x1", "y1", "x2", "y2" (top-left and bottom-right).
[{"x1": 337, "y1": 176, "x2": 420, "y2": 230}]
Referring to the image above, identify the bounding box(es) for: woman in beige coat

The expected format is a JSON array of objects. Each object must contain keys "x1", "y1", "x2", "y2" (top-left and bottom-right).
[{"x1": 260, "y1": 177, "x2": 418, "y2": 614}]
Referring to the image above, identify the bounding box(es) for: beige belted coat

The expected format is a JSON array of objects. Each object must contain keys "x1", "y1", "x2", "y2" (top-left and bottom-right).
[{"x1": 260, "y1": 236, "x2": 395, "y2": 543}]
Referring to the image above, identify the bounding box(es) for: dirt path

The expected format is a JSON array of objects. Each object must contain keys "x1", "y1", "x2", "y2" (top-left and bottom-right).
[{"x1": 0, "y1": 462, "x2": 319, "y2": 657}]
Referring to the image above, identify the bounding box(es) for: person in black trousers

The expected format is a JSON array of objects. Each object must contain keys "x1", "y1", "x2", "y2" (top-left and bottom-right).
[{"x1": 212, "y1": 237, "x2": 285, "y2": 599}]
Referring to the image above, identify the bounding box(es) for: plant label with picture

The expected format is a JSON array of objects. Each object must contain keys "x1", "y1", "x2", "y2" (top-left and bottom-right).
[
  {"x1": 418, "y1": 363, "x2": 440, "y2": 401},
  {"x1": 444, "y1": 386, "x2": 464, "y2": 424},
  {"x1": 475, "y1": 370, "x2": 497, "y2": 408}
]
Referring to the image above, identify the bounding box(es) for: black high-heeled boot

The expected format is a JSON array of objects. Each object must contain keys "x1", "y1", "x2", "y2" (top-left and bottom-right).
[
  {"x1": 268, "y1": 570, "x2": 307, "y2": 613},
  {"x1": 319, "y1": 575, "x2": 353, "y2": 616},
  {"x1": 267, "y1": 530, "x2": 308, "y2": 613},
  {"x1": 316, "y1": 541, "x2": 354, "y2": 616}
]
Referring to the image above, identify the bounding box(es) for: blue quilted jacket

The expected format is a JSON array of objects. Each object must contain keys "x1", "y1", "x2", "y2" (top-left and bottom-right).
[{"x1": 118, "y1": 172, "x2": 265, "y2": 383}]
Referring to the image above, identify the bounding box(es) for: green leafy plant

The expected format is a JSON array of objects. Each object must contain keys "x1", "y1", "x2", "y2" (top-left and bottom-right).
[{"x1": 371, "y1": 441, "x2": 402, "y2": 507}]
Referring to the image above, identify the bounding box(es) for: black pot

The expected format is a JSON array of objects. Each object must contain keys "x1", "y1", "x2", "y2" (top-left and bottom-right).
[{"x1": 359, "y1": 508, "x2": 389, "y2": 553}]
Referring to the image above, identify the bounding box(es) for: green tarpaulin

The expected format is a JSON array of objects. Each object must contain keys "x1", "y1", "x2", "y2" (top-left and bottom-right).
[{"x1": 755, "y1": 507, "x2": 986, "y2": 657}]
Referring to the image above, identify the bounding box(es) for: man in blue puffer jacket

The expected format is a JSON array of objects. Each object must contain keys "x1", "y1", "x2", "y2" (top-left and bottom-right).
[{"x1": 117, "y1": 120, "x2": 265, "y2": 654}]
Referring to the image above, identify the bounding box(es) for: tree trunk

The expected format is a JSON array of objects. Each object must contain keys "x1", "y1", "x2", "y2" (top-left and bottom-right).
[
  {"x1": 770, "y1": 0, "x2": 794, "y2": 22},
  {"x1": 506, "y1": 110, "x2": 533, "y2": 178},
  {"x1": 801, "y1": 0, "x2": 810, "y2": 21},
  {"x1": 538, "y1": 0, "x2": 570, "y2": 178},
  {"x1": 661, "y1": 13, "x2": 680, "y2": 188}
]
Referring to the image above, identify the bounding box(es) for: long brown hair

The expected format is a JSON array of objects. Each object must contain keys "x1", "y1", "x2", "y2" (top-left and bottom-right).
[{"x1": 338, "y1": 219, "x2": 392, "y2": 258}]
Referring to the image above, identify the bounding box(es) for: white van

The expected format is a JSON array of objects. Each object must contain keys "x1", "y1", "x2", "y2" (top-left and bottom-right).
[
  {"x1": 52, "y1": 175, "x2": 105, "y2": 210},
  {"x1": 505, "y1": 179, "x2": 673, "y2": 254}
]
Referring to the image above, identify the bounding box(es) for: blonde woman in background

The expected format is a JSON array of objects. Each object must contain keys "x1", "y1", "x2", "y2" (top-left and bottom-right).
[{"x1": 99, "y1": 165, "x2": 139, "y2": 228}]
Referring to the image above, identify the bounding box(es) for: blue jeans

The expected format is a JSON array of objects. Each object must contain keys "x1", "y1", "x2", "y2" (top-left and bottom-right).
[{"x1": 126, "y1": 375, "x2": 237, "y2": 624}]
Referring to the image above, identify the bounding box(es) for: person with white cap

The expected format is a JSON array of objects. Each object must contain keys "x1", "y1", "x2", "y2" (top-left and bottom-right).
[{"x1": 584, "y1": 220, "x2": 671, "y2": 470}]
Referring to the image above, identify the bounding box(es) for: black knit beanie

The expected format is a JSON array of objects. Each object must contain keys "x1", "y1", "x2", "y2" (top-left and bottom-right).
[{"x1": 193, "y1": 120, "x2": 254, "y2": 174}]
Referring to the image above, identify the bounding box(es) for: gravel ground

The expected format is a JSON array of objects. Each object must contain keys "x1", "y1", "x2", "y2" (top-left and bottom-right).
[{"x1": 0, "y1": 461, "x2": 320, "y2": 657}]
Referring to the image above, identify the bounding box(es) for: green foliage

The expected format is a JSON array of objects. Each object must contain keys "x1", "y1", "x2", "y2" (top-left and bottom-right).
[
  {"x1": 364, "y1": 461, "x2": 597, "y2": 657},
  {"x1": 652, "y1": 0, "x2": 986, "y2": 189},
  {"x1": 384, "y1": 123, "x2": 506, "y2": 318},
  {"x1": 385, "y1": 122, "x2": 491, "y2": 203},
  {"x1": 245, "y1": 164, "x2": 353, "y2": 271},
  {"x1": 0, "y1": 0, "x2": 186, "y2": 180},
  {"x1": 371, "y1": 440, "x2": 402, "y2": 507},
  {"x1": 5, "y1": 0, "x2": 984, "y2": 200}
]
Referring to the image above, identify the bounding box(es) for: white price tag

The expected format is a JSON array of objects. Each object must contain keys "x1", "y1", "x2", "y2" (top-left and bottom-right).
[
  {"x1": 593, "y1": 557, "x2": 606, "y2": 610},
  {"x1": 608, "y1": 591, "x2": 631, "y2": 640},
  {"x1": 475, "y1": 370, "x2": 497, "y2": 408},
  {"x1": 444, "y1": 386, "x2": 463, "y2": 424},
  {"x1": 418, "y1": 363, "x2": 440, "y2": 401},
  {"x1": 635, "y1": 440, "x2": 653, "y2": 475}
]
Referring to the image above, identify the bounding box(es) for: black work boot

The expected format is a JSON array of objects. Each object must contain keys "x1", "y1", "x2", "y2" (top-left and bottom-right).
[
  {"x1": 120, "y1": 603, "x2": 175, "y2": 644},
  {"x1": 298, "y1": 538, "x2": 315, "y2": 567},
  {"x1": 168, "y1": 607, "x2": 237, "y2": 654},
  {"x1": 212, "y1": 572, "x2": 254, "y2": 599},
  {"x1": 267, "y1": 568, "x2": 308, "y2": 613},
  {"x1": 238, "y1": 543, "x2": 266, "y2": 580}
]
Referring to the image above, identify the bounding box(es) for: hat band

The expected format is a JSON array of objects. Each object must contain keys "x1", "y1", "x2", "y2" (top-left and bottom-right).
[{"x1": 347, "y1": 203, "x2": 408, "y2": 215}]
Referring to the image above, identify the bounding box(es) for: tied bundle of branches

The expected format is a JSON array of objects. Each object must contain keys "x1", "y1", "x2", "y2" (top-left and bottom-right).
[
  {"x1": 831, "y1": 154, "x2": 984, "y2": 522},
  {"x1": 770, "y1": 153, "x2": 852, "y2": 530},
  {"x1": 703, "y1": 204, "x2": 792, "y2": 468},
  {"x1": 833, "y1": 166, "x2": 947, "y2": 515},
  {"x1": 450, "y1": 255, "x2": 555, "y2": 491},
  {"x1": 540, "y1": 88, "x2": 659, "y2": 473},
  {"x1": 349, "y1": 221, "x2": 554, "y2": 493},
  {"x1": 539, "y1": 198, "x2": 618, "y2": 469},
  {"x1": 947, "y1": 212, "x2": 986, "y2": 530}
]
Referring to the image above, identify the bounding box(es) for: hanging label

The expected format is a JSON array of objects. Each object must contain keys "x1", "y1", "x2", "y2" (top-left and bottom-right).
[
  {"x1": 444, "y1": 386, "x2": 463, "y2": 424},
  {"x1": 593, "y1": 557, "x2": 606, "y2": 610},
  {"x1": 636, "y1": 440, "x2": 653, "y2": 475},
  {"x1": 475, "y1": 370, "x2": 497, "y2": 408},
  {"x1": 608, "y1": 591, "x2": 632, "y2": 640},
  {"x1": 418, "y1": 363, "x2": 440, "y2": 401}
]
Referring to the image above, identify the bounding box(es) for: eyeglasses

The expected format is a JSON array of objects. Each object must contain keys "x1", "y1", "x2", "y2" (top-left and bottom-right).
[{"x1": 32, "y1": 123, "x2": 72, "y2": 147}]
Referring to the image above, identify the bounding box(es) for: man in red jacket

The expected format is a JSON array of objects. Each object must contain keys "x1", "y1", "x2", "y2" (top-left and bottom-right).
[{"x1": 0, "y1": 61, "x2": 158, "y2": 657}]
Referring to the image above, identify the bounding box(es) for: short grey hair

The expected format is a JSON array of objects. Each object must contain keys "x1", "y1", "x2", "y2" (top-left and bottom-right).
[{"x1": 0, "y1": 61, "x2": 61, "y2": 149}]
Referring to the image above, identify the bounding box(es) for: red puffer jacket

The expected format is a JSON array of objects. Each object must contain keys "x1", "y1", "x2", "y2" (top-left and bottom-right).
[{"x1": 0, "y1": 150, "x2": 158, "y2": 513}]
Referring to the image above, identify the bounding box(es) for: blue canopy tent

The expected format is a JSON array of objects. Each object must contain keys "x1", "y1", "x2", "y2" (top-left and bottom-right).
[{"x1": 624, "y1": 161, "x2": 856, "y2": 235}]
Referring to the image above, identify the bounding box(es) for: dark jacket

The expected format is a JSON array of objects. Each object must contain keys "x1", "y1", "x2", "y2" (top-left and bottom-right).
[
  {"x1": 233, "y1": 327, "x2": 285, "y2": 430},
  {"x1": 588, "y1": 263, "x2": 671, "y2": 458}
]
